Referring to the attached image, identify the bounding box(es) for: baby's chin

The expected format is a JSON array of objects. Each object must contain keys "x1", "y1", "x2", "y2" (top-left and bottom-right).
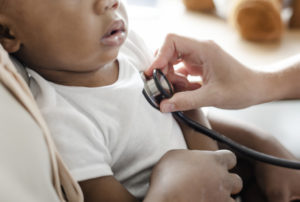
[{"x1": 100, "y1": 45, "x2": 123, "y2": 63}]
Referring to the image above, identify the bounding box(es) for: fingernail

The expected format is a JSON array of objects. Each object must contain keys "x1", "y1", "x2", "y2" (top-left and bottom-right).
[{"x1": 161, "y1": 103, "x2": 175, "y2": 113}]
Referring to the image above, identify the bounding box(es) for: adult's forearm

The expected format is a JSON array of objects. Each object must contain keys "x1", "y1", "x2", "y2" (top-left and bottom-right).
[
  {"x1": 258, "y1": 56, "x2": 300, "y2": 103},
  {"x1": 274, "y1": 63, "x2": 300, "y2": 100}
]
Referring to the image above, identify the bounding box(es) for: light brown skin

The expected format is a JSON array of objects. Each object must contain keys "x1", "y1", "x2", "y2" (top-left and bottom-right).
[{"x1": 1, "y1": 0, "x2": 297, "y2": 202}]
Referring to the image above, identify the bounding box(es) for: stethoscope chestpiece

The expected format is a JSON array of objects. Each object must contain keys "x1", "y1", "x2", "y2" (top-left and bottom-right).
[{"x1": 141, "y1": 69, "x2": 174, "y2": 110}]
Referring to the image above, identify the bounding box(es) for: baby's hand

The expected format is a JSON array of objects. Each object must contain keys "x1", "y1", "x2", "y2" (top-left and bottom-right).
[{"x1": 255, "y1": 157, "x2": 300, "y2": 201}]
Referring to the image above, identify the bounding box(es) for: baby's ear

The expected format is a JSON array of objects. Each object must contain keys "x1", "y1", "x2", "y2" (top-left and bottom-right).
[{"x1": 0, "y1": 24, "x2": 21, "y2": 53}]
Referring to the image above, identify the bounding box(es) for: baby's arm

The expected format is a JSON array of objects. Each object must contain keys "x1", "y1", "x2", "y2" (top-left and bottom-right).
[
  {"x1": 178, "y1": 109, "x2": 218, "y2": 151},
  {"x1": 79, "y1": 176, "x2": 139, "y2": 202}
]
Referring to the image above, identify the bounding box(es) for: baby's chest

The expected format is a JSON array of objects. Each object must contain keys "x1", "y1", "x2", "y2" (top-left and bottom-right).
[{"x1": 97, "y1": 100, "x2": 176, "y2": 159}]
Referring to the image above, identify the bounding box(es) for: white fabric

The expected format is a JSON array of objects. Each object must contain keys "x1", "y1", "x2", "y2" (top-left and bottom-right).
[
  {"x1": 0, "y1": 45, "x2": 83, "y2": 202},
  {"x1": 28, "y1": 31, "x2": 187, "y2": 199},
  {"x1": 0, "y1": 84, "x2": 60, "y2": 202}
]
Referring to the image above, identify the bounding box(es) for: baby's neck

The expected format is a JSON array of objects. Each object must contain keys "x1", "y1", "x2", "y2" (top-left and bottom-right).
[{"x1": 34, "y1": 60, "x2": 119, "y2": 87}]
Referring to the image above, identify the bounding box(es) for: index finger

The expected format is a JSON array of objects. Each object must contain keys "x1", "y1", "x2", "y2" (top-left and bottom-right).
[
  {"x1": 145, "y1": 34, "x2": 184, "y2": 76},
  {"x1": 215, "y1": 150, "x2": 237, "y2": 170}
]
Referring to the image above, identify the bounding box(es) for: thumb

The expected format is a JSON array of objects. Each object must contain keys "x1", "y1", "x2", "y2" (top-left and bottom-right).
[{"x1": 160, "y1": 88, "x2": 211, "y2": 112}]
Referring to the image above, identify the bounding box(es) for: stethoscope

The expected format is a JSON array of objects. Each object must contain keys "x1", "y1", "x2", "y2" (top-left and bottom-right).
[{"x1": 141, "y1": 69, "x2": 300, "y2": 170}]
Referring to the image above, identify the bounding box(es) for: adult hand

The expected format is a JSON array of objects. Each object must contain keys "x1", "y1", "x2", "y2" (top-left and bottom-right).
[
  {"x1": 145, "y1": 34, "x2": 263, "y2": 112},
  {"x1": 144, "y1": 149, "x2": 243, "y2": 202}
]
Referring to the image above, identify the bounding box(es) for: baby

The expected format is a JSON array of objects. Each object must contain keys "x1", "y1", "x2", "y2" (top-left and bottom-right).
[
  {"x1": 0, "y1": 0, "x2": 218, "y2": 199},
  {"x1": 1, "y1": 0, "x2": 300, "y2": 201}
]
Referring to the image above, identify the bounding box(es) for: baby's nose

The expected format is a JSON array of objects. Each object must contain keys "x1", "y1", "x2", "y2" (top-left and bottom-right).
[{"x1": 94, "y1": 0, "x2": 120, "y2": 15}]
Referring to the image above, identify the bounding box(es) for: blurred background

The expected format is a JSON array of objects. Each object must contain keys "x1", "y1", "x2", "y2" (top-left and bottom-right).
[{"x1": 126, "y1": 0, "x2": 300, "y2": 157}]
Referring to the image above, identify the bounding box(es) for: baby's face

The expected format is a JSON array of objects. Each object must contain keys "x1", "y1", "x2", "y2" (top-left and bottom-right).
[{"x1": 11, "y1": 0, "x2": 128, "y2": 72}]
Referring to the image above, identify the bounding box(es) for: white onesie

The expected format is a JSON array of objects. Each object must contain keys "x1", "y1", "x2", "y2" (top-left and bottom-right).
[{"x1": 28, "y1": 31, "x2": 187, "y2": 199}]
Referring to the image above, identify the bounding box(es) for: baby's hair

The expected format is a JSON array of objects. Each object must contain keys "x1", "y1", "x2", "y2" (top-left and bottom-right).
[{"x1": 0, "y1": 0, "x2": 12, "y2": 39}]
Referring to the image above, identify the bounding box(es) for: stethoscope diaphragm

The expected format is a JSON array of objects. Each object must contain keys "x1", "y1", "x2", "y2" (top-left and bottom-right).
[{"x1": 141, "y1": 69, "x2": 174, "y2": 109}]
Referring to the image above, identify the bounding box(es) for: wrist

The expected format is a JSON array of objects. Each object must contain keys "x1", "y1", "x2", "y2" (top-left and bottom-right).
[
  {"x1": 258, "y1": 62, "x2": 300, "y2": 102},
  {"x1": 243, "y1": 69, "x2": 272, "y2": 105},
  {"x1": 255, "y1": 70, "x2": 288, "y2": 104},
  {"x1": 255, "y1": 71, "x2": 278, "y2": 103}
]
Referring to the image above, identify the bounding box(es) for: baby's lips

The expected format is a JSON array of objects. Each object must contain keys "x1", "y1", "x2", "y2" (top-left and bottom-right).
[{"x1": 101, "y1": 31, "x2": 126, "y2": 46}]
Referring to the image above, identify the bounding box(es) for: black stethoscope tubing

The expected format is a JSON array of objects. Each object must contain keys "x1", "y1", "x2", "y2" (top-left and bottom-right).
[
  {"x1": 147, "y1": 69, "x2": 300, "y2": 170},
  {"x1": 173, "y1": 111, "x2": 300, "y2": 169}
]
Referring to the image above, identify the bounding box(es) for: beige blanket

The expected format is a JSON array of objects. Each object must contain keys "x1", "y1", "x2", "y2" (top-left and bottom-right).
[{"x1": 0, "y1": 45, "x2": 83, "y2": 202}]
